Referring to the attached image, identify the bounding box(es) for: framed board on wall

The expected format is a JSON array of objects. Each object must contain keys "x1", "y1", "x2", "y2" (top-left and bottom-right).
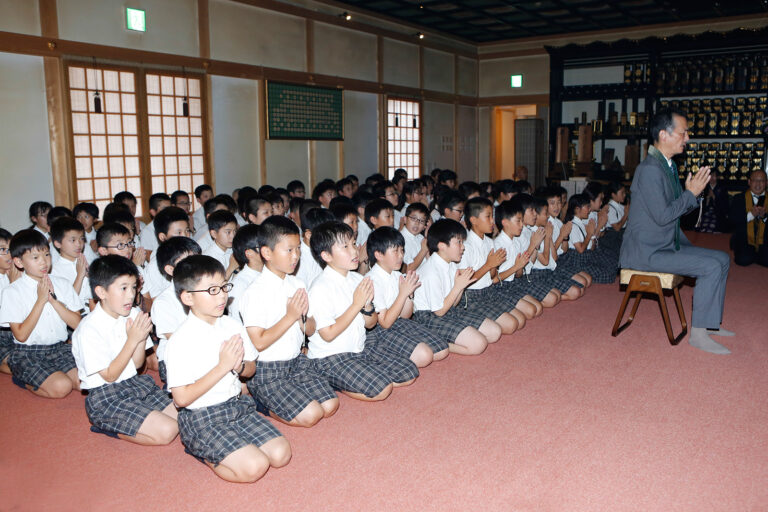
[{"x1": 266, "y1": 81, "x2": 344, "y2": 140}]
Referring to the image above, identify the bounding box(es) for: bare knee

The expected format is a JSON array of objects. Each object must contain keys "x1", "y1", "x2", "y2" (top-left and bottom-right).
[
  {"x1": 410, "y1": 343, "x2": 434, "y2": 368},
  {"x1": 542, "y1": 292, "x2": 559, "y2": 308},
  {"x1": 320, "y1": 397, "x2": 339, "y2": 418},
  {"x1": 495, "y1": 313, "x2": 518, "y2": 335},
  {"x1": 480, "y1": 319, "x2": 502, "y2": 343},
  {"x1": 292, "y1": 401, "x2": 324, "y2": 427},
  {"x1": 230, "y1": 451, "x2": 271, "y2": 483},
  {"x1": 155, "y1": 419, "x2": 179, "y2": 445},
  {"x1": 42, "y1": 373, "x2": 74, "y2": 398},
  {"x1": 371, "y1": 383, "x2": 394, "y2": 401},
  {"x1": 453, "y1": 328, "x2": 488, "y2": 355},
  {"x1": 264, "y1": 437, "x2": 292, "y2": 468},
  {"x1": 516, "y1": 300, "x2": 535, "y2": 319},
  {"x1": 433, "y1": 348, "x2": 449, "y2": 361}
]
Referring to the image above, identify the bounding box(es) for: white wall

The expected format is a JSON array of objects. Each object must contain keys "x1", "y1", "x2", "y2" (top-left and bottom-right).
[
  {"x1": 265, "y1": 140, "x2": 309, "y2": 190},
  {"x1": 423, "y1": 48, "x2": 454, "y2": 94},
  {"x1": 423, "y1": 101, "x2": 455, "y2": 171},
  {"x1": 456, "y1": 104, "x2": 477, "y2": 182},
  {"x1": 57, "y1": 0, "x2": 199, "y2": 57},
  {"x1": 381, "y1": 38, "x2": 419, "y2": 88},
  {"x1": 210, "y1": 75, "x2": 261, "y2": 194},
  {"x1": 313, "y1": 23, "x2": 377, "y2": 82},
  {"x1": 0, "y1": 52, "x2": 55, "y2": 232},
  {"x1": 477, "y1": 107, "x2": 490, "y2": 182},
  {"x1": 0, "y1": 0, "x2": 40, "y2": 35},
  {"x1": 315, "y1": 141, "x2": 340, "y2": 183},
  {"x1": 343, "y1": 91, "x2": 379, "y2": 176}
]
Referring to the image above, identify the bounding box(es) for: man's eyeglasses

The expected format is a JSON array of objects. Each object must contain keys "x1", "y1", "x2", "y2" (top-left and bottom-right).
[
  {"x1": 186, "y1": 283, "x2": 234, "y2": 295},
  {"x1": 105, "y1": 241, "x2": 136, "y2": 250},
  {"x1": 450, "y1": 208, "x2": 465, "y2": 215},
  {"x1": 407, "y1": 216, "x2": 427, "y2": 225}
]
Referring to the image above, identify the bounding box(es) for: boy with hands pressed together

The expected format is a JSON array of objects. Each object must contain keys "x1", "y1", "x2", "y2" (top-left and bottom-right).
[{"x1": 71, "y1": 255, "x2": 177, "y2": 444}]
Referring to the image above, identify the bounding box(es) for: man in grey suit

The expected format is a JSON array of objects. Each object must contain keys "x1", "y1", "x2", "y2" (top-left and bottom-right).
[{"x1": 620, "y1": 109, "x2": 733, "y2": 354}]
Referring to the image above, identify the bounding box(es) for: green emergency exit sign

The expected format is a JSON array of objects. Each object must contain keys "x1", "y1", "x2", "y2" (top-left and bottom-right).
[
  {"x1": 126, "y1": 8, "x2": 146, "y2": 32},
  {"x1": 510, "y1": 74, "x2": 523, "y2": 88}
]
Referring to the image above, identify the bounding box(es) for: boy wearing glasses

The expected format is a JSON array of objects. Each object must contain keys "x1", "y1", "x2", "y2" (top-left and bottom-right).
[
  {"x1": 151, "y1": 237, "x2": 202, "y2": 384},
  {"x1": 166, "y1": 255, "x2": 291, "y2": 483},
  {"x1": 374, "y1": 180, "x2": 403, "y2": 229},
  {"x1": 240, "y1": 216, "x2": 338, "y2": 427},
  {"x1": 71, "y1": 255, "x2": 178, "y2": 444},
  {"x1": 401, "y1": 202, "x2": 430, "y2": 272}
]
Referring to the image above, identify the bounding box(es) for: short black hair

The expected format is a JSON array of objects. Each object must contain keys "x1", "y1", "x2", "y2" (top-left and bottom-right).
[
  {"x1": 608, "y1": 181, "x2": 626, "y2": 197},
  {"x1": 259, "y1": 215, "x2": 300, "y2": 252},
  {"x1": 309, "y1": 221, "x2": 354, "y2": 268},
  {"x1": 347, "y1": 174, "x2": 359, "y2": 184},
  {"x1": 533, "y1": 196, "x2": 548, "y2": 214},
  {"x1": 367, "y1": 226, "x2": 404, "y2": 264},
  {"x1": 47, "y1": 206, "x2": 73, "y2": 227},
  {"x1": 373, "y1": 180, "x2": 396, "y2": 199},
  {"x1": 458, "y1": 181, "x2": 482, "y2": 199},
  {"x1": 392, "y1": 174, "x2": 407, "y2": 187},
  {"x1": 50, "y1": 216, "x2": 84, "y2": 243},
  {"x1": 29, "y1": 201, "x2": 52, "y2": 220},
  {"x1": 402, "y1": 180, "x2": 424, "y2": 198},
  {"x1": 329, "y1": 196, "x2": 353, "y2": 209},
  {"x1": 352, "y1": 190, "x2": 375, "y2": 210},
  {"x1": 465, "y1": 196, "x2": 493, "y2": 222},
  {"x1": 173, "y1": 255, "x2": 226, "y2": 304},
  {"x1": 583, "y1": 181, "x2": 606, "y2": 204},
  {"x1": 426, "y1": 219, "x2": 466, "y2": 254},
  {"x1": 515, "y1": 193, "x2": 537, "y2": 215},
  {"x1": 266, "y1": 192, "x2": 284, "y2": 208},
  {"x1": 438, "y1": 169, "x2": 457, "y2": 184},
  {"x1": 515, "y1": 180, "x2": 532, "y2": 194},
  {"x1": 300, "y1": 207, "x2": 335, "y2": 235},
  {"x1": 393, "y1": 168, "x2": 408, "y2": 180},
  {"x1": 0, "y1": 228, "x2": 12, "y2": 243},
  {"x1": 495, "y1": 199, "x2": 524, "y2": 231},
  {"x1": 171, "y1": 190, "x2": 190, "y2": 205},
  {"x1": 148, "y1": 192, "x2": 171, "y2": 213},
  {"x1": 194, "y1": 184, "x2": 213, "y2": 199},
  {"x1": 113, "y1": 191, "x2": 137, "y2": 204},
  {"x1": 364, "y1": 199, "x2": 394, "y2": 228},
  {"x1": 312, "y1": 181, "x2": 336, "y2": 201},
  {"x1": 289, "y1": 197, "x2": 304, "y2": 214},
  {"x1": 540, "y1": 186, "x2": 563, "y2": 200},
  {"x1": 404, "y1": 202, "x2": 429, "y2": 218},
  {"x1": 565, "y1": 193, "x2": 590, "y2": 223},
  {"x1": 330, "y1": 202, "x2": 357, "y2": 222},
  {"x1": 72, "y1": 202, "x2": 99, "y2": 220},
  {"x1": 89, "y1": 255, "x2": 139, "y2": 300},
  {"x1": 204, "y1": 194, "x2": 236, "y2": 216},
  {"x1": 102, "y1": 203, "x2": 135, "y2": 226},
  {"x1": 10, "y1": 229, "x2": 49, "y2": 259},
  {"x1": 493, "y1": 179, "x2": 516, "y2": 199},
  {"x1": 650, "y1": 108, "x2": 687, "y2": 143},
  {"x1": 246, "y1": 196, "x2": 271, "y2": 221},
  {"x1": 237, "y1": 186, "x2": 258, "y2": 215},
  {"x1": 232, "y1": 224, "x2": 260, "y2": 267},
  {"x1": 96, "y1": 222, "x2": 131, "y2": 248},
  {"x1": 258, "y1": 185, "x2": 276, "y2": 196},
  {"x1": 207, "y1": 209, "x2": 238, "y2": 232},
  {"x1": 365, "y1": 173, "x2": 385, "y2": 187},
  {"x1": 157, "y1": 237, "x2": 202, "y2": 281},
  {"x1": 287, "y1": 180, "x2": 305, "y2": 194},
  {"x1": 336, "y1": 177, "x2": 353, "y2": 193},
  {"x1": 438, "y1": 190, "x2": 466, "y2": 215},
  {"x1": 153, "y1": 206, "x2": 189, "y2": 241}
]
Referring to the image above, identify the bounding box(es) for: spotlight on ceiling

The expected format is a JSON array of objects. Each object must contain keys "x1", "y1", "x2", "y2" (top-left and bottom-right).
[
  {"x1": 417, "y1": 32, "x2": 425, "y2": 39},
  {"x1": 340, "y1": 11, "x2": 351, "y2": 21}
]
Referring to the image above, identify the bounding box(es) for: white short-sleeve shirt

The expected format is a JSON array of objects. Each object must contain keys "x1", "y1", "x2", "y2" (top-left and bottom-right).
[
  {"x1": 495, "y1": 230, "x2": 527, "y2": 283},
  {"x1": 143, "y1": 251, "x2": 171, "y2": 299},
  {"x1": 569, "y1": 216, "x2": 593, "y2": 250},
  {"x1": 84, "y1": 229, "x2": 98, "y2": 264},
  {"x1": 71, "y1": 304, "x2": 153, "y2": 390},
  {"x1": 548, "y1": 216, "x2": 565, "y2": 256},
  {"x1": 307, "y1": 266, "x2": 366, "y2": 358},
  {"x1": 139, "y1": 222, "x2": 158, "y2": 252},
  {"x1": 165, "y1": 312, "x2": 257, "y2": 410},
  {"x1": 295, "y1": 241, "x2": 322, "y2": 289},
  {"x1": 0, "y1": 273, "x2": 11, "y2": 327},
  {"x1": 401, "y1": 227, "x2": 424, "y2": 266},
  {"x1": 459, "y1": 230, "x2": 493, "y2": 290},
  {"x1": 227, "y1": 265, "x2": 260, "y2": 323},
  {"x1": 50, "y1": 256, "x2": 92, "y2": 308},
  {"x1": 368, "y1": 263, "x2": 402, "y2": 313},
  {"x1": 530, "y1": 225, "x2": 556, "y2": 270},
  {"x1": 519, "y1": 226, "x2": 536, "y2": 273},
  {"x1": 240, "y1": 267, "x2": 305, "y2": 362},
  {"x1": 203, "y1": 243, "x2": 232, "y2": 270},
  {"x1": 414, "y1": 253, "x2": 456, "y2": 312},
  {"x1": 607, "y1": 199, "x2": 625, "y2": 227},
  {"x1": 589, "y1": 210, "x2": 606, "y2": 234},
  {"x1": 393, "y1": 209, "x2": 403, "y2": 230},
  {"x1": 0, "y1": 273, "x2": 82, "y2": 345},
  {"x1": 356, "y1": 219, "x2": 371, "y2": 246},
  {"x1": 192, "y1": 207, "x2": 206, "y2": 233},
  {"x1": 150, "y1": 283, "x2": 186, "y2": 362}
]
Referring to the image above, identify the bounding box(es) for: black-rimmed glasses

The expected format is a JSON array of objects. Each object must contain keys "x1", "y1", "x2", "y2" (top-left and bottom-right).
[
  {"x1": 105, "y1": 241, "x2": 136, "y2": 250},
  {"x1": 407, "y1": 216, "x2": 427, "y2": 225},
  {"x1": 186, "y1": 283, "x2": 234, "y2": 295}
]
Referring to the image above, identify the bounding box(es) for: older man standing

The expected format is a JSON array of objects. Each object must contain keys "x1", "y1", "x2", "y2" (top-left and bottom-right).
[
  {"x1": 620, "y1": 109, "x2": 733, "y2": 355},
  {"x1": 729, "y1": 169, "x2": 768, "y2": 267}
]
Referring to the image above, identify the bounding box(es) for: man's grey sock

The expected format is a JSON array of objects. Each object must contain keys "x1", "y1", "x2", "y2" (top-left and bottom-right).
[{"x1": 690, "y1": 327, "x2": 731, "y2": 355}]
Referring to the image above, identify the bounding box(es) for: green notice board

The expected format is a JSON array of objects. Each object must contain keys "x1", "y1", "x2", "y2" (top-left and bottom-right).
[{"x1": 266, "y1": 82, "x2": 343, "y2": 140}]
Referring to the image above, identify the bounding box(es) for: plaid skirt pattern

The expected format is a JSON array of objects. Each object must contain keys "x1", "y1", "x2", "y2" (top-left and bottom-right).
[
  {"x1": 158, "y1": 360, "x2": 167, "y2": 387},
  {"x1": 0, "y1": 328, "x2": 13, "y2": 363},
  {"x1": 497, "y1": 280, "x2": 530, "y2": 306},
  {"x1": 8, "y1": 341, "x2": 76, "y2": 390},
  {"x1": 368, "y1": 318, "x2": 449, "y2": 357},
  {"x1": 85, "y1": 374, "x2": 172, "y2": 437},
  {"x1": 412, "y1": 300, "x2": 487, "y2": 344},
  {"x1": 556, "y1": 250, "x2": 616, "y2": 283},
  {"x1": 178, "y1": 396, "x2": 282, "y2": 465},
  {"x1": 464, "y1": 287, "x2": 512, "y2": 319},
  {"x1": 530, "y1": 269, "x2": 581, "y2": 293},
  {"x1": 516, "y1": 271, "x2": 557, "y2": 301},
  {"x1": 246, "y1": 354, "x2": 337, "y2": 421},
  {"x1": 312, "y1": 335, "x2": 419, "y2": 398},
  {"x1": 598, "y1": 229, "x2": 623, "y2": 257}
]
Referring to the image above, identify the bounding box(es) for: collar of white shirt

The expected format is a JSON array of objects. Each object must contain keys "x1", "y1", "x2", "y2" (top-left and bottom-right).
[
  {"x1": 321, "y1": 265, "x2": 351, "y2": 284},
  {"x1": 428, "y1": 252, "x2": 451, "y2": 272},
  {"x1": 260, "y1": 265, "x2": 287, "y2": 286}
]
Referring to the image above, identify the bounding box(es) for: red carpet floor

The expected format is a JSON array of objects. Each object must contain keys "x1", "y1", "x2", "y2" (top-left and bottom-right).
[{"x1": 1, "y1": 233, "x2": 766, "y2": 511}]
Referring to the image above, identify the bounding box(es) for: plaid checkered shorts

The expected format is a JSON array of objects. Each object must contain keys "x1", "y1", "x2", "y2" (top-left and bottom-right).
[
  {"x1": 530, "y1": 269, "x2": 582, "y2": 293},
  {"x1": 8, "y1": 342, "x2": 76, "y2": 390},
  {"x1": 464, "y1": 286, "x2": 512, "y2": 319},
  {"x1": 497, "y1": 280, "x2": 530, "y2": 306},
  {"x1": 245, "y1": 354, "x2": 337, "y2": 421},
  {"x1": 0, "y1": 328, "x2": 13, "y2": 363},
  {"x1": 85, "y1": 374, "x2": 172, "y2": 437},
  {"x1": 178, "y1": 396, "x2": 283, "y2": 465},
  {"x1": 313, "y1": 335, "x2": 419, "y2": 398},
  {"x1": 368, "y1": 318, "x2": 449, "y2": 357},
  {"x1": 516, "y1": 271, "x2": 557, "y2": 301},
  {"x1": 158, "y1": 360, "x2": 167, "y2": 386},
  {"x1": 412, "y1": 300, "x2": 487, "y2": 344}
]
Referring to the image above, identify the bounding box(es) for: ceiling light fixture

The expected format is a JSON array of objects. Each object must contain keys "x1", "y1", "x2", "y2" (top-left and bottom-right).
[
  {"x1": 417, "y1": 32, "x2": 425, "y2": 39},
  {"x1": 340, "y1": 11, "x2": 352, "y2": 21}
]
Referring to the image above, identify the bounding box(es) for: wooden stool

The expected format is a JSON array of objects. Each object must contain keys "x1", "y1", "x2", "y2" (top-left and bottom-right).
[{"x1": 611, "y1": 269, "x2": 688, "y2": 345}]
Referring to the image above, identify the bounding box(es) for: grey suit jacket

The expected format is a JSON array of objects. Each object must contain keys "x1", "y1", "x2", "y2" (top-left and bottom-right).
[{"x1": 619, "y1": 153, "x2": 699, "y2": 270}]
